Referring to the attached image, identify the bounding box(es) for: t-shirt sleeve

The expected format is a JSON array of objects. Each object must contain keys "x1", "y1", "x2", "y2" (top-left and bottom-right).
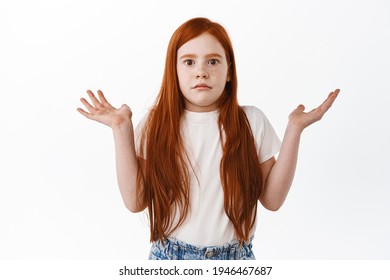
[{"x1": 243, "y1": 106, "x2": 281, "y2": 163}]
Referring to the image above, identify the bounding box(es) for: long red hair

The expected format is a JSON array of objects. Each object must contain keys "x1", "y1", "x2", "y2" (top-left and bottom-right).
[{"x1": 138, "y1": 18, "x2": 263, "y2": 243}]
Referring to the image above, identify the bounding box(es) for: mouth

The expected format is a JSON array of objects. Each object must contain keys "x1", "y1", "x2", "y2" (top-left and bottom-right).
[{"x1": 192, "y1": 83, "x2": 212, "y2": 90}]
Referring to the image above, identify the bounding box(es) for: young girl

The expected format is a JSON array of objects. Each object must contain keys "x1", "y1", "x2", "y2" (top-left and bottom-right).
[{"x1": 77, "y1": 17, "x2": 339, "y2": 260}]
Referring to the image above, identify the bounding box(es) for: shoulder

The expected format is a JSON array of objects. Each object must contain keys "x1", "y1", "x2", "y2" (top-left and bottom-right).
[
  {"x1": 240, "y1": 105, "x2": 277, "y2": 136},
  {"x1": 241, "y1": 105, "x2": 268, "y2": 123},
  {"x1": 240, "y1": 105, "x2": 281, "y2": 160}
]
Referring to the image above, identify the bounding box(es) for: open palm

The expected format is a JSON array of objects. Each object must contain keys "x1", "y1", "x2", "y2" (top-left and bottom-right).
[
  {"x1": 77, "y1": 90, "x2": 133, "y2": 128},
  {"x1": 288, "y1": 89, "x2": 340, "y2": 131}
]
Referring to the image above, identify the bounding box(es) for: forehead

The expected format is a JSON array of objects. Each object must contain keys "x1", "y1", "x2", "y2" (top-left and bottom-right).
[{"x1": 177, "y1": 33, "x2": 226, "y2": 58}]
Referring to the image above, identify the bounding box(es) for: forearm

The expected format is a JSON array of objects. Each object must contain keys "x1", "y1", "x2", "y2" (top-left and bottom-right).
[
  {"x1": 260, "y1": 125, "x2": 302, "y2": 211},
  {"x1": 112, "y1": 124, "x2": 145, "y2": 213}
]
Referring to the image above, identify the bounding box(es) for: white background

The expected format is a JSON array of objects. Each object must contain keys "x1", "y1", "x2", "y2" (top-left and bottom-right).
[{"x1": 1, "y1": 0, "x2": 389, "y2": 260}]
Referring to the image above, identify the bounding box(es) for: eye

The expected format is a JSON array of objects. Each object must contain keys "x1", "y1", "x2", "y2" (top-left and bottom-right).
[
  {"x1": 184, "y1": 59, "x2": 195, "y2": 66},
  {"x1": 208, "y1": 59, "x2": 219, "y2": 65}
]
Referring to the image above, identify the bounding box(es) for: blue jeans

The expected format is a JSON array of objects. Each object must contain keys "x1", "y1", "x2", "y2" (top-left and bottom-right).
[{"x1": 148, "y1": 236, "x2": 255, "y2": 260}]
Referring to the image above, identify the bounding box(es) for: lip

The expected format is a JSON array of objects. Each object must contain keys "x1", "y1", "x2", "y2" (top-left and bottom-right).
[{"x1": 192, "y1": 83, "x2": 212, "y2": 89}]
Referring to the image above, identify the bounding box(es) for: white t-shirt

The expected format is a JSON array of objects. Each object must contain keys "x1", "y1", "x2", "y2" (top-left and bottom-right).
[{"x1": 135, "y1": 106, "x2": 281, "y2": 246}]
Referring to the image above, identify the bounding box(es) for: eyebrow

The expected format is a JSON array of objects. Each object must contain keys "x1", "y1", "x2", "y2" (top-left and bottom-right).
[{"x1": 178, "y1": 53, "x2": 224, "y2": 60}]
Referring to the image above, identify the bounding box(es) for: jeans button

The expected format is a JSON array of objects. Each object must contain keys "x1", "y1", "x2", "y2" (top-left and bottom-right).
[{"x1": 206, "y1": 251, "x2": 214, "y2": 258}]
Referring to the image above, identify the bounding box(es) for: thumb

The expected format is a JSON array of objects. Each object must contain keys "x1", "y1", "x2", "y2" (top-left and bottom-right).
[
  {"x1": 119, "y1": 104, "x2": 133, "y2": 117},
  {"x1": 120, "y1": 104, "x2": 131, "y2": 111},
  {"x1": 296, "y1": 104, "x2": 305, "y2": 112}
]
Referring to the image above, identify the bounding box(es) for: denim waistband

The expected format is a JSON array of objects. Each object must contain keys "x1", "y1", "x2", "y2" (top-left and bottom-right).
[{"x1": 149, "y1": 236, "x2": 255, "y2": 260}]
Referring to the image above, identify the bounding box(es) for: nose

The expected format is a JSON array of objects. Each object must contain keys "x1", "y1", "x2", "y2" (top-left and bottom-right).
[{"x1": 195, "y1": 65, "x2": 209, "y2": 79}]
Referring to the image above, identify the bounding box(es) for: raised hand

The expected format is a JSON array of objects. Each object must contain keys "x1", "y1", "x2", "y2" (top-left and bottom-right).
[
  {"x1": 77, "y1": 90, "x2": 133, "y2": 129},
  {"x1": 288, "y1": 89, "x2": 340, "y2": 132}
]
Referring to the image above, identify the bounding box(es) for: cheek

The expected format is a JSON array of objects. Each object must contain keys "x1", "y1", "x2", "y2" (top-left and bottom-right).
[
  {"x1": 178, "y1": 72, "x2": 190, "y2": 84},
  {"x1": 177, "y1": 71, "x2": 191, "y2": 91},
  {"x1": 176, "y1": 68, "x2": 185, "y2": 82},
  {"x1": 213, "y1": 69, "x2": 229, "y2": 83}
]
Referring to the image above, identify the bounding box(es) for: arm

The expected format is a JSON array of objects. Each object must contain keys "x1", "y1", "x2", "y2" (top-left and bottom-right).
[
  {"x1": 112, "y1": 123, "x2": 147, "y2": 213},
  {"x1": 259, "y1": 89, "x2": 340, "y2": 211},
  {"x1": 77, "y1": 90, "x2": 146, "y2": 213}
]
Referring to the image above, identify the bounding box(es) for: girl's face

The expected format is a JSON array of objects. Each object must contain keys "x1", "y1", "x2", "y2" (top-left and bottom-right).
[{"x1": 177, "y1": 33, "x2": 230, "y2": 112}]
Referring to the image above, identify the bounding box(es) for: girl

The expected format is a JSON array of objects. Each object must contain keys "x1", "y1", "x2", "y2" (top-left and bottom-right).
[{"x1": 77, "y1": 17, "x2": 339, "y2": 260}]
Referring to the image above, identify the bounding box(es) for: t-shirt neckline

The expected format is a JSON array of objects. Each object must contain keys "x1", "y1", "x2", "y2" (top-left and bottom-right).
[{"x1": 183, "y1": 109, "x2": 219, "y2": 123}]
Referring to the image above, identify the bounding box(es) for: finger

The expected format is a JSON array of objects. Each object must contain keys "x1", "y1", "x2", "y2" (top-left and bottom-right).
[
  {"x1": 77, "y1": 107, "x2": 95, "y2": 120},
  {"x1": 97, "y1": 90, "x2": 114, "y2": 109},
  {"x1": 320, "y1": 89, "x2": 339, "y2": 111},
  {"x1": 313, "y1": 89, "x2": 340, "y2": 118},
  {"x1": 320, "y1": 92, "x2": 334, "y2": 107},
  {"x1": 316, "y1": 89, "x2": 340, "y2": 113},
  {"x1": 87, "y1": 90, "x2": 103, "y2": 109},
  {"x1": 80, "y1": 97, "x2": 97, "y2": 113}
]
